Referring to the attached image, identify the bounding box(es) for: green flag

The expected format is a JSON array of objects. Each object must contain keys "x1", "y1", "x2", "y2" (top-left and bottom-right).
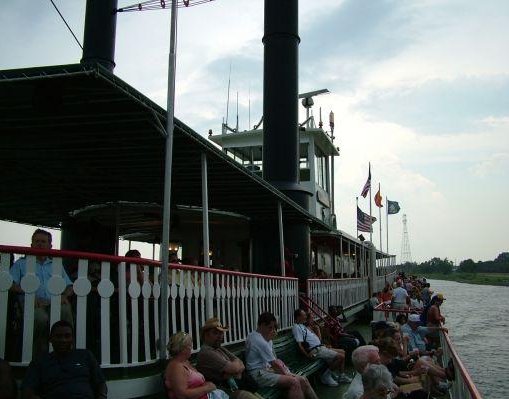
[{"x1": 387, "y1": 200, "x2": 400, "y2": 215}]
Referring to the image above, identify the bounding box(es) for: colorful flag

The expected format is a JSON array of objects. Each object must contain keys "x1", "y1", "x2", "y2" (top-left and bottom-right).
[
  {"x1": 357, "y1": 206, "x2": 377, "y2": 232},
  {"x1": 387, "y1": 200, "x2": 401, "y2": 215},
  {"x1": 374, "y1": 188, "x2": 383, "y2": 208},
  {"x1": 360, "y1": 163, "x2": 371, "y2": 198}
]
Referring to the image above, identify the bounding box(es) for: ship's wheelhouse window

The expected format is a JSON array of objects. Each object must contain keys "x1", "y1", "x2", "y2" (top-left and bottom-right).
[{"x1": 315, "y1": 147, "x2": 328, "y2": 190}]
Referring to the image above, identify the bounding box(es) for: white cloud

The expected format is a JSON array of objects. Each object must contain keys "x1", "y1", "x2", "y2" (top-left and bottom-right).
[{"x1": 470, "y1": 153, "x2": 509, "y2": 177}]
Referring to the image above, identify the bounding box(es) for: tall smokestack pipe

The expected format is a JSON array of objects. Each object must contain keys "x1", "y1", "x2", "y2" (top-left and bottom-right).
[
  {"x1": 80, "y1": 0, "x2": 118, "y2": 72},
  {"x1": 262, "y1": 0, "x2": 311, "y2": 280},
  {"x1": 263, "y1": 0, "x2": 299, "y2": 195}
]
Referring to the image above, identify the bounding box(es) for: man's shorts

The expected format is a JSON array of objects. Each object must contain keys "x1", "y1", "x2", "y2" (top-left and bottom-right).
[
  {"x1": 310, "y1": 345, "x2": 339, "y2": 364},
  {"x1": 248, "y1": 368, "x2": 280, "y2": 387}
]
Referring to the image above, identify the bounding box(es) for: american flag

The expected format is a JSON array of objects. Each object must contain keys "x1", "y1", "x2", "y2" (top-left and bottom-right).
[
  {"x1": 357, "y1": 206, "x2": 376, "y2": 232},
  {"x1": 360, "y1": 164, "x2": 371, "y2": 198}
]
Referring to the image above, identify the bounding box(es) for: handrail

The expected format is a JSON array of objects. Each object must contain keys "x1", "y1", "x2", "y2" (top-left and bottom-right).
[
  {"x1": 0, "y1": 245, "x2": 298, "y2": 280},
  {"x1": 440, "y1": 327, "x2": 483, "y2": 399},
  {"x1": 373, "y1": 303, "x2": 423, "y2": 315}
]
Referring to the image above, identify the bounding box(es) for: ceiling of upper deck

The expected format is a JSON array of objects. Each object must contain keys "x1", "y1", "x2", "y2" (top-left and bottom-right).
[{"x1": 0, "y1": 63, "x2": 328, "y2": 235}]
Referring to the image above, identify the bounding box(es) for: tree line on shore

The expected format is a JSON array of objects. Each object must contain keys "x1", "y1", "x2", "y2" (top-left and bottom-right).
[{"x1": 400, "y1": 252, "x2": 509, "y2": 275}]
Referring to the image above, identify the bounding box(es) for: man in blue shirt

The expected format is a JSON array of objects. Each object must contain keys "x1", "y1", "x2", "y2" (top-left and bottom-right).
[
  {"x1": 401, "y1": 314, "x2": 446, "y2": 355},
  {"x1": 10, "y1": 229, "x2": 74, "y2": 356}
]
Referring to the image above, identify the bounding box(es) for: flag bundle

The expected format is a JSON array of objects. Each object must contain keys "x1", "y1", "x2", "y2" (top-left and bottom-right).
[{"x1": 357, "y1": 206, "x2": 376, "y2": 232}]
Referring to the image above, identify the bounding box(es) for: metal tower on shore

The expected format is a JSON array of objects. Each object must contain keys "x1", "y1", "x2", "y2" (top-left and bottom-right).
[{"x1": 401, "y1": 214, "x2": 412, "y2": 263}]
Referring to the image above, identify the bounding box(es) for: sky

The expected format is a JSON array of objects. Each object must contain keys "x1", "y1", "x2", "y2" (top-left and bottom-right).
[{"x1": 1, "y1": 0, "x2": 508, "y2": 263}]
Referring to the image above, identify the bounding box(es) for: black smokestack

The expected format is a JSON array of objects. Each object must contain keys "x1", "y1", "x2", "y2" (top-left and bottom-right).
[
  {"x1": 81, "y1": 0, "x2": 118, "y2": 72},
  {"x1": 262, "y1": 0, "x2": 300, "y2": 193},
  {"x1": 262, "y1": 0, "x2": 311, "y2": 280}
]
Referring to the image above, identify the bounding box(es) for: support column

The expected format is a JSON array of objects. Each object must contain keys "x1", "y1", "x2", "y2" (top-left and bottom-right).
[{"x1": 201, "y1": 153, "x2": 213, "y2": 318}]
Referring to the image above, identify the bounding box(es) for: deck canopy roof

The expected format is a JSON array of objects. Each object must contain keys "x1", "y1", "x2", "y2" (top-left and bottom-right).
[{"x1": 0, "y1": 63, "x2": 328, "y2": 238}]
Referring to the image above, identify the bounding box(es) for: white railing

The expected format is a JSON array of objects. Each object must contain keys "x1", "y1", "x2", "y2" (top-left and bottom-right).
[
  {"x1": 0, "y1": 246, "x2": 298, "y2": 368},
  {"x1": 439, "y1": 328, "x2": 483, "y2": 399},
  {"x1": 307, "y1": 277, "x2": 369, "y2": 312},
  {"x1": 373, "y1": 270, "x2": 398, "y2": 293}
]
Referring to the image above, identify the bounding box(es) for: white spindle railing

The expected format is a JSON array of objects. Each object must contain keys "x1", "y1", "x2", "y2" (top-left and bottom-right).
[
  {"x1": 307, "y1": 277, "x2": 369, "y2": 312},
  {"x1": 0, "y1": 246, "x2": 300, "y2": 368}
]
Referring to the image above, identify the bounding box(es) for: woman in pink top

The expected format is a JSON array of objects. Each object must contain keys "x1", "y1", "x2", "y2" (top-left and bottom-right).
[{"x1": 165, "y1": 332, "x2": 226, "y2": 399}]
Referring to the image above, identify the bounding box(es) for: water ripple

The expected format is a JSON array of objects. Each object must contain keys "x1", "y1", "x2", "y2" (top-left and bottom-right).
[{"x1": 429, "y1": 280, "x2": 509, "y2": 399}]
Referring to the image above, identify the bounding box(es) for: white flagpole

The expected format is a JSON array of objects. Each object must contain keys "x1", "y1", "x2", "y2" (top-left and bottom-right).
[
  {"x1": 386, "y1": 197, "x2": 389, "y2": 255},
  {"x1": 356, "y1": 196, "x2": 359, "y2": 239},
  {"x1": 369, "y1": 163, "x2": 372, "y2": 242},
  {"x1": 378, "y1": 183, "x2": 382, "y2": 251}
]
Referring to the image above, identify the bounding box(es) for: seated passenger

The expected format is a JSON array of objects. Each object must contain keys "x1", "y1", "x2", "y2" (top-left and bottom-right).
[
  {"x1": 245, "y1": 312, "x2": 318, "y2": 399},
  {"x1": 401, "y1": 314, "x2": 447, "y2": 354},
  {"x1": 196, "y1": 317, "x2": 258, "y2": 399},
  {"x1": 360, "y1": 364, "x2": 397, "y2": 399},
  {"x1": 343, "y1": 345, "x2": 381, "y2": 399},
  {"x1": 21, "y1": 320, "x2": 107, "y2": 399},
  {"x1": 0, "y1": 358, "x2": 17, "y2": 399},
  {"x1": 292, "y1": 309, "x2": 351, "y2": 386},
  {"x1": 327, "y1": 306, "x2": 366, "y2": 353},
  {"x1": 165, "y1": 332, "x2": 228, "y2": 399},
  {"x1": 409, "y1": 292, "x2": 423, "y2": 310},
  {"x1": 9, "y1": 229, "x2": 74, "y2": 357}
]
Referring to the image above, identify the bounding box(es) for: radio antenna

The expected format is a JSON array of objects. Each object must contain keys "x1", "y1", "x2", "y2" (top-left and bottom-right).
[
  {"x1": 236, "y1": 91, "x2": 239, "y2": 132},
  {"x1": 226, "y1": 61, "x2": 231, "y2": 125}
]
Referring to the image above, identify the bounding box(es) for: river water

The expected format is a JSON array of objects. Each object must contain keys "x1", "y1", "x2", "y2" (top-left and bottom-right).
[{"x1": 429, "y1": 279, "x2": 509, "y2": 398}]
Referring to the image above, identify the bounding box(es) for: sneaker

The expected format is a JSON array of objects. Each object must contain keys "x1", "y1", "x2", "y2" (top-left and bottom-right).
[
  {"x1": 337, "y1": 373, "x2": 353, "y2": 384},
  {"x1": 320, "y1": 372, "x2": 339, "y2": 387}
]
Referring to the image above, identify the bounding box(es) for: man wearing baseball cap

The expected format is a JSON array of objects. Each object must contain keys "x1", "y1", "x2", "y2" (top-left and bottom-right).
[
  {"x1": 196, "y1": 318, "x2": 257, "y2": 399},
  {"x1": 401, "y1": 314, "x2": 447, "y2": 355}
]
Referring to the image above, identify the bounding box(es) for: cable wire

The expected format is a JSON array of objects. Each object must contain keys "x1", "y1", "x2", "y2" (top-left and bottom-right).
[{"x1": 48, "y1": 0, "x2": 83, "y2": 50}]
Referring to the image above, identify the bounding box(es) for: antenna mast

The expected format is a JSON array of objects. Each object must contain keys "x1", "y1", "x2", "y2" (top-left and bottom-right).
[
  {"x1": 236, "y1": 91, "x2": 239, "y2": 132},
  {"x1": 400, "y1": 214, "x2": 412, "y2": 263},
  {"x1": 225, "y1": 62, "x2": 231, "y2": 127}
]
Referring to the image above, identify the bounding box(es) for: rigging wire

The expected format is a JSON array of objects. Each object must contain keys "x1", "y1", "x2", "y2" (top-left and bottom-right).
[
  {"x1": 48, "y1": 0, "x2": 83, "y2": 50},
  {"x1": 117, "y1": 0, "x2": 214, "y2": 13}
]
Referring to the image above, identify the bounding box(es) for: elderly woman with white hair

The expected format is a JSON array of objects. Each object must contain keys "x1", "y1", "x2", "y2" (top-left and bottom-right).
[
  {"x1": 343, "y1": 345, "x2": 381, "y2": 399},
  {"x1": 360, "y1": 364, "x2": 396, "y2": 399},
  {"x1": 164, "y1": 332, "x2": 228, "y2": 399}
]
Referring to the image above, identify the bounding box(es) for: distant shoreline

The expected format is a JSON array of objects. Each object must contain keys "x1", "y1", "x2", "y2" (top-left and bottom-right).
[{"x1": 425, "y1": 272, "x2": 509, "y2": 287}]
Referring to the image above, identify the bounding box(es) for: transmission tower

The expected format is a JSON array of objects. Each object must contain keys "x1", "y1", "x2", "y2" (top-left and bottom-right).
[{"x1": 400, "y1": 214, "x2": 412, "y2": 263}]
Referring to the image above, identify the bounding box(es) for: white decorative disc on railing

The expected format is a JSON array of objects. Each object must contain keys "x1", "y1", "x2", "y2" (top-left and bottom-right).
[
  {"x1": 128, "y1": 282, "x2": 141, "y2": 298},
  {"x1": 152, "y1": 282, "x2": 161, "y2": 299},
  {"x1": 47, "y1": 276, "x2": 67, "y2": 295},
  {"x1": 20, "y1": 274, "x2": 40, "y2": 293},
  {"x1": 170, "y1": 284, "x2": 178, "y2": 299},
  {"x1": 0, "y1": 271, "x2": 13, "y2": 291},
  {"x1": 142, "y1": 282, "x2": 152, "y2": 299},
  {"x1": 97, "y1": 279, "x2": 115, "y2": 298},
  {"x1": 73, "y1": 277, "x2": 92, "y2": 297}
]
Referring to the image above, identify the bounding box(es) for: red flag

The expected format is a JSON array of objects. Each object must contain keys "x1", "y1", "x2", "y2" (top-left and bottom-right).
[{"x1": 374, "y1": 188, "x2": 383, "y2": 208}]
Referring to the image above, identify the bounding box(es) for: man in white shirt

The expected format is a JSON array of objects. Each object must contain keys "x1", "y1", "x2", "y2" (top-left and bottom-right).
[
  {"x1": 391, "y1": 281, "x2": 409, "y2": 311},
  {"x1": 292, "y1": 309, "x2": 351, "y2": 387},
  {"x1": 245, "y1": 312, "x2": 318, "y2": 399}
]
